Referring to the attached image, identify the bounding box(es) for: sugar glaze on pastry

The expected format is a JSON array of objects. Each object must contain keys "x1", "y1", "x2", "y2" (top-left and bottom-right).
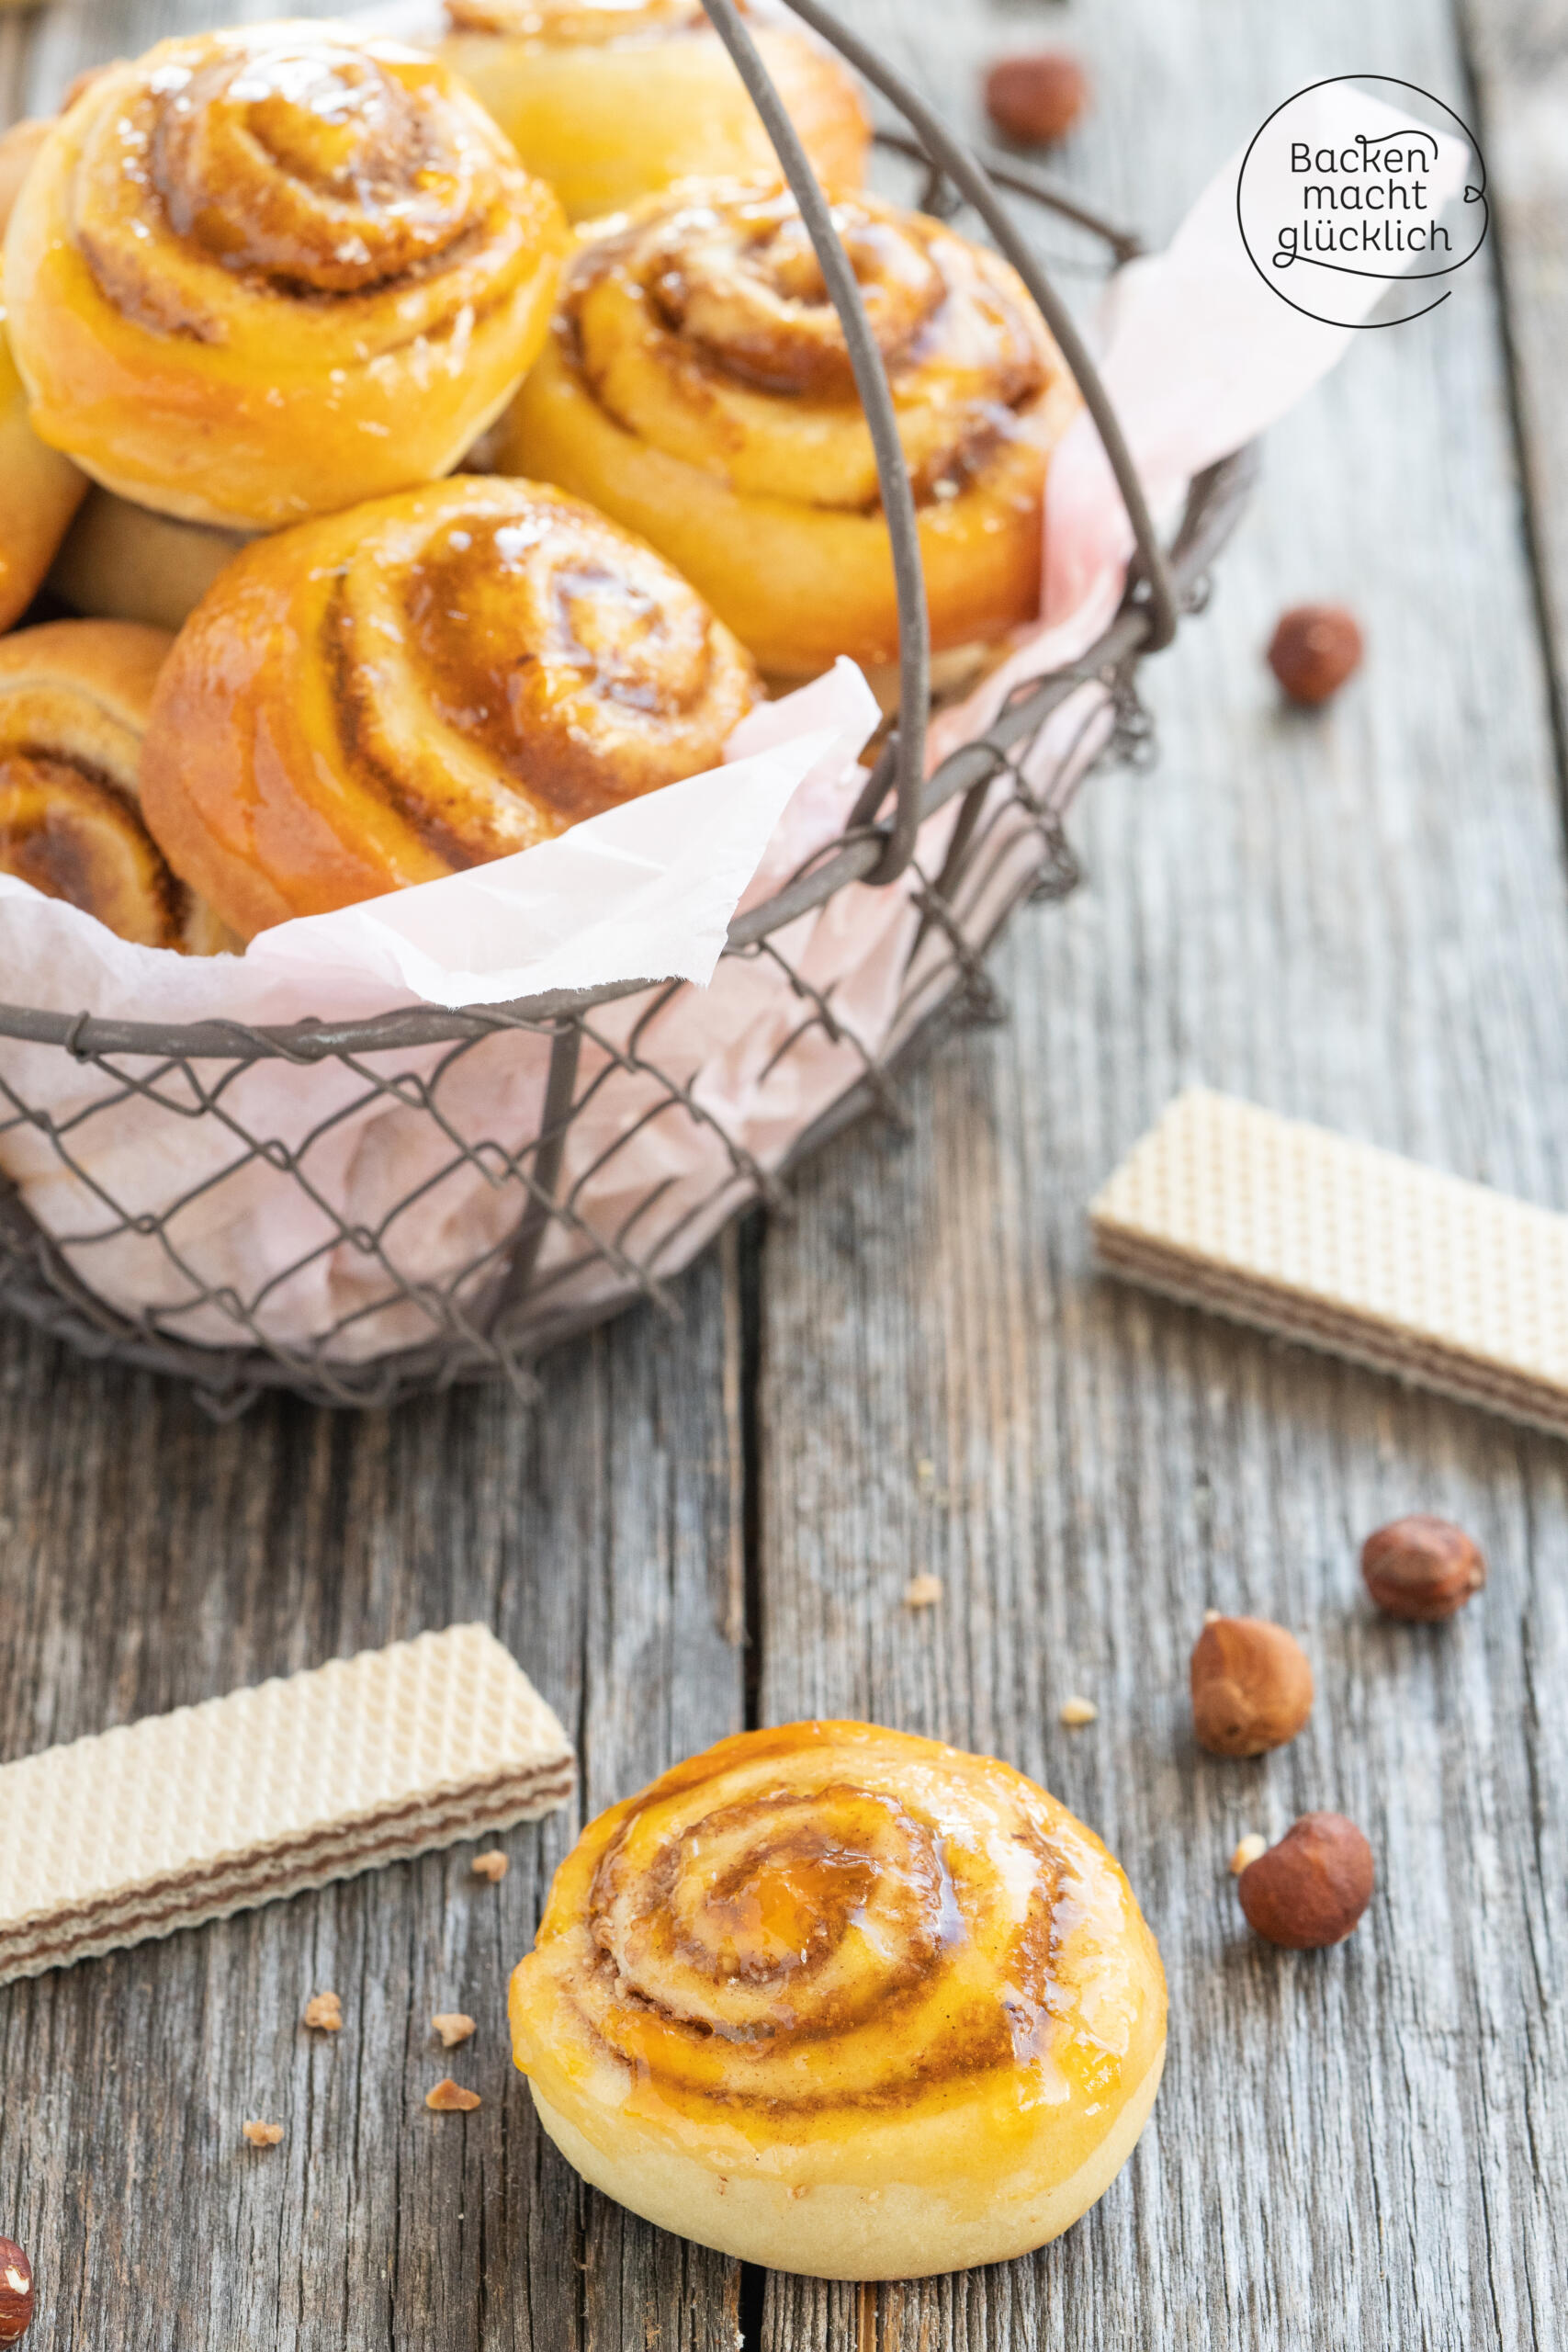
[
  {"x1": 496, "y1": 182, "x2": 1081, "y2": 680},
  {"x1": 3, "y1": 24, "x2": 567, "y2": 530},
  {"x1": 440, "y1": 0, "x2": 869, "y2": 222},
  {"x1": 509, "y1": 1720, "x2": 1166, "y2": 2280},
  {"x1": 139, "y1": 476, "x2": 760, "y2": 940}
]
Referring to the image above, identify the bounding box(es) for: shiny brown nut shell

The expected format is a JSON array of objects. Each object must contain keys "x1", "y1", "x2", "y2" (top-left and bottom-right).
[
  {"x1": 1268, "y1": 604, "x2": 1363, "y2": 705},
  {"x1": 1237, "y1": 1814, "x2": 1374, "y2": 1949},
  {"x1": 1361, "y1": 1515, "x2": 1485, "y2": 1622},
  {"x1": 0, "y1": 2238, "x2": 33, "y2": 2346},
  {"x1": 1190, "y1": 1616, "x2": 1314, "y2": 1758},
  {"x1": 984, "y1": 51, "x2": 1089, "y2": 145}
]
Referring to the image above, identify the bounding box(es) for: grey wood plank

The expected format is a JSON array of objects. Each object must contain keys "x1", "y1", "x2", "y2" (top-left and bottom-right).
[
  {"x1": 0, "y1": 1259, "x2": 746, "y2": 2352},
  {"x1": 755, "y1": 2, "x2": 1567, "y2": 2347},
  {"x1": 1460, "y1": 0, "x2": 1568, "y2": 755}
]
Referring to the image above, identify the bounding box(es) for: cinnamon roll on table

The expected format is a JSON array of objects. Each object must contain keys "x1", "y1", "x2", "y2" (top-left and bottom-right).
[
  {"x1": 439, "y1": 0, "x2": 870, "y2": 222},
  {"x1": 140, "y1": 477, "x2": 761, "y2": 941},
  {"x1": 495, "y1": 184, "x2": 1082, "y2": 684},
  {"x1": 3, "y1": 24, "x2": 568, "y2": 531},
  {"x1": 509, "y1": 1721, "x2": 1167, "y2": 2280},
  {"x1": 0, "y1": 620, "x2": 231, "y2": 952}
]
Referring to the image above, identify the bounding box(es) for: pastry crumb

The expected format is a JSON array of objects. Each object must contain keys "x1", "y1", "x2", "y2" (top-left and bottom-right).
[
  {"x1": 916, "y1": 1458, "x2": 935, "y2": 1482},
  {"x1": 904, "y1": 1573, "x2": 943, "y2": 1609},
  {"x1": 1203, "y1": 1608, "x2": 1223, "y2": 1624},
  {"x1": 471, "y1": 1850, "x2": 509, "y2": 1883},
  {"x1": 243, "y1": 2120, "x2": 284, "y2": 2148},
  {"x1": 303, "y1": 1991, "x2": 343, "y2": 2032},
  {"x1": 1230, "y1": 1833, "x2": 1268, "y2": 1875},
  {"x1": 433, "y1": 2012, "x2": 477, "y2": 2050},
  {"x1": 426, "y1": 2078, "x2": 481, "y2": 2113},
  {"x1": 1060, "y1": 1695, "x2": 1098, "y2": 1726}
]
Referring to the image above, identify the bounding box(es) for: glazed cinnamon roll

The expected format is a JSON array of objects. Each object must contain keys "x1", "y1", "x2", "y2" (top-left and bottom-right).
[
  {"x1": 0, "y1": 620, "x2": 232, "y2": 952},
  {"x1": 439, "y1": 0, "x2": 870, "y2": 222},
  {"x1": 495, "y1": 183, "x2": 1081, "y2": 682},
  {"x1": 49, "y1": 491, "x2": 250, "y2": 637},
  {"x1": 509, "y1": 1721, "x2": 1167, "y2": 2280},
  {"x1": 3, "y1": 24, "x2": 568, "y2": 530},
  {"x1": 140, "y1": 477, "x2": 761, "y2": 940}
]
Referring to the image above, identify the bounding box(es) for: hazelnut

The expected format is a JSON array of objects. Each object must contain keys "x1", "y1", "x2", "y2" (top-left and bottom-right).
[
  {"x1": 426, "y1": 2078, "x2": 482, "y2": 2113},
  {"x1": 1236, "y1": 1813, "x2": 1374, "y2": 1948},
  {"x1": 1361, "y1": 1515, "x2": 1485, "y2": 1622},
  {"x1": 0, "y1": 2238, "x2": 33, "y2": 2346},
  {"x1": 1268, "y1": 605, "x2": 1363, "y2": 705},
  {"x1": 984, "y1": 51, "x2": 1090, "y2": 146},
  {"x1": 1190, "y1": 1615, "x2": 1314, "y2": 1757},
  {"x1": 470, "y1": 1850, "x2": 509, "y2": 1883}
]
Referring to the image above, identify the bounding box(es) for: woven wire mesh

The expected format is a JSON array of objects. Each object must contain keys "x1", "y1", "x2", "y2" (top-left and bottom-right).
[{"x1": 0, "y1": 2, "x2": 1256, "y2": 1417}]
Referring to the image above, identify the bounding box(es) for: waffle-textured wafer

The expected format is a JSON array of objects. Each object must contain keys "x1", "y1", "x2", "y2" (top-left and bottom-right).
[
  {"x1": 1091, "y1": 1089, "x2": 1568, "y2": 1438},
  {"x1": 0, "y1": 1625, "x2": 575, "y2": 1985}
]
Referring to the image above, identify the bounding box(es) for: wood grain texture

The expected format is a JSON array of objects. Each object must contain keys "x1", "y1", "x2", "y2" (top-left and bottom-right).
[
  {"x1": 2, "y1": 0, "x2": 1565, "y2": 2347},
  {"x1": 753, "y1": 2, "x2": 1568, "y2": 2348},
  {"x1": 1461, "y1": 0, "x2": 1568, "y2": 761}
]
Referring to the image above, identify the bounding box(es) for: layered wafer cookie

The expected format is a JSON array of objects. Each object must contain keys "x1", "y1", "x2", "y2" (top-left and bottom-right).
[
  {"x1": 0, "y1": 1624, "x2": 574, "y2": 1985},
  {"x1": 1091, "y1": 1089, "x2": 1568, "y2": 1439}
]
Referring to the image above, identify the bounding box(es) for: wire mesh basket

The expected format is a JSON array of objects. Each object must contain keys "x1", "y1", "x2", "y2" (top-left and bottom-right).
[{"x1": 0, "y1": 0, "x2": 1254, "y2": 1416}]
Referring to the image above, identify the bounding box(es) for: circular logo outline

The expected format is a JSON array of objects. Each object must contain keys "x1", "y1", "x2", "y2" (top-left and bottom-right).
[{"x1": 1235, "y1": 74, "x2": 1490, "y2": 330}]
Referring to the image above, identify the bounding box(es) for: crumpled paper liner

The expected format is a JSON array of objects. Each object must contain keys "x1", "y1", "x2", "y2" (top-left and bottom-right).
[{"x1": 0, "y1": 75, "x2": 1472, "y2": 1367}]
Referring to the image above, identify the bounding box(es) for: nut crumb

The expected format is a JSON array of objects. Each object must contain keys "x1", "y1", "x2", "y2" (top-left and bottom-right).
[
  {"x1": 916, "y1": 1458, "x2": 935, "y2": 1482},
  {"x1": 303, "y1": 1991, "x2": 343, "y2": 2032},
  {"x1": 426, "y1": 2078, "x2": 481, "y2": 2113},
  {"x1": 433, "y1": 2012, "x2": 477, "y2": 2050},
  {"x1": 471, "y1": 1850, "x2": 509, "y2": 1883},
  {"x1": 1060, "y1": 1695, "x2": 1098, "y2": 1727},
  {"x1": 243, "y1": 2120, "x2": 284, "y2": 2148},
  {"x1": 1204, "y1": 1608, "x2": 1223, "y2": 1624},
  {"x1": 904, "y1": 1573, "x2": 943, "y2": 1609},
  {"x1": 1230, "y1": 1833, "x2": 1268, "y2": 1875}
]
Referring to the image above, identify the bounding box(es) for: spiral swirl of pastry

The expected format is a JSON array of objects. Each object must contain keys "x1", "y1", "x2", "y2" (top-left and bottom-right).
[
  {"x1": 3, "y1": 26, "x2": 567, "y2": 529},
  {"x1": 140, "y1": 477, "x2": 761, "y2": 941},
  {"x1": 440, "y1": 1, "x2": 869, "y2": 223},
  {"x1": 0, "y1": 621, "x2": 231, "y2": 954},
  {"x1": 509, "y1": 1722, "x2": 1166, "y2": 2278},
  {"x1": 496, "y1": 184, "x2": 1080, "y2": 679}
]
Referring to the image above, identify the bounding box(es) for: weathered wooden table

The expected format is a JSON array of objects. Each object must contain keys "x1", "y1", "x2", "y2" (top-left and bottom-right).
[{"x1": 2, "y1": 0, "x2": 1564, "y2": 2344}]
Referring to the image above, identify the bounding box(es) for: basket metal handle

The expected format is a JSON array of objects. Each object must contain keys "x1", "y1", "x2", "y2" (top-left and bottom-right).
[{"x1": 698, "y1": 0, "x2": 1180, "y2": 886}]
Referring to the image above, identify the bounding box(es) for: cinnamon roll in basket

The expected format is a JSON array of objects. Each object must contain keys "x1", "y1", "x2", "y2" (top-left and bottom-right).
[
  {"x1": 2, "y1": 23, "x2": 568, "y2": 530},
  {"x1": 496, "y1": 181, "x2": 1083, "y2": 687}
]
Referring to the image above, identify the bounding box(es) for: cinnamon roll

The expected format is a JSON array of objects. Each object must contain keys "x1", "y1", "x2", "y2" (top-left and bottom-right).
[
  {"x1": 509, "y1": 1721, "x2": 1167, "y2": 2280},
  {"x1": 49, "y1": 490, "x2": 250, "y2": 636},
  {"x1": 140, "y1": 477, "x2": 761, "y2": 940},
  {"x1": 0, "y1": 325, "x2": 86, "y2": 634},
  {"x1": 439, "y1": 1, "x2": 870, "y2": 222},
  {"x1": 495, "y1": 183, "x2": 1081, "y2": 682},
  {"x1": 2, "y1": 24, "x2": 568, "y2": 531},
  {"x1": 0, "y1": 619, "x2": 232, "y2": 952}
]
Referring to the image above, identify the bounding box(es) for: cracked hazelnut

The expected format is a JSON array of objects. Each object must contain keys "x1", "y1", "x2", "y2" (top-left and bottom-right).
[
  {"x1": 984, "y1": 51, "x2": 1089, "y2": 146},
  {"x1": 1268, "y1": 605, "x2": 1363, "y2": 705},
  {"x1": 1190, "y1": 1615, "x2": 1314, "y2": 1757},
  {"x1": 1361, "y1": 1515, "x2": 1485, "y2": 1622},
  {"x1": 0, "y1": 2238, "x2": 33, "y2": 2346},
  {"x1": 1236, "y1": 1813, "x2": 1374, "y2": 1948}
]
